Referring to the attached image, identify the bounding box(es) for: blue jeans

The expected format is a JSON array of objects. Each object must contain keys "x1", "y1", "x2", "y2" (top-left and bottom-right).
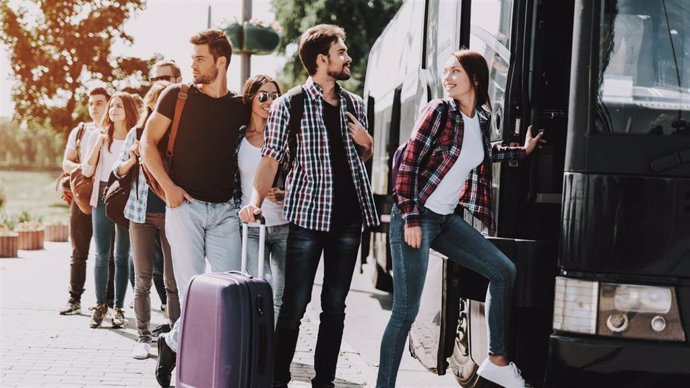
[
  {"x1": 376, "y1": 205, "x2": 516, "y2": 388},
  {"x1": 162, "y1": 200, "x2": 241, "y2": 352},
  {"x1": 93, "y1": 183, "x2": 131, "y2": 308},
  {"x1": 273, "y1": 221, "x2": 362, "y2": 387},
  {"x1": 244, "y1": 223, "x2": 289, "y2": 324}
]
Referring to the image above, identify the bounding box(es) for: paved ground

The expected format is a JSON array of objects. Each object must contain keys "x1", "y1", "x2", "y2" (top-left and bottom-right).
[{"x1": 0, "y1": 240, "x2": 458, "y2": 388}]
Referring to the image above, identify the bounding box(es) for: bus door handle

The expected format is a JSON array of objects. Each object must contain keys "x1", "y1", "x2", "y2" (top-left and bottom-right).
[
  {"x1": 509, "y1": 118, "x2": 521, "y2": 167},
  {"x1": 650, "y1": 149, "x2": 690, "y2": 172}
]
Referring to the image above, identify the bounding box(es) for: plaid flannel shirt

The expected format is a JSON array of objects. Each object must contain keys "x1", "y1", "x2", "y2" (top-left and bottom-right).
[
  {"x1": 115, "y1": 128, "x2": 149, "y2": 224},
  {"x1": 394, "y1": 98, "x2": 525, "y2": 232},
  {"x1": 261, "y1": 77, "x2": 379, "y2": 232}
]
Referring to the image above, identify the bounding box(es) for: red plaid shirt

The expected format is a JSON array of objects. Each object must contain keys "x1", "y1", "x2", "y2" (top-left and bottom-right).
[{"x1": 394, "y1": 98, "x2": 525, "y2": 232}]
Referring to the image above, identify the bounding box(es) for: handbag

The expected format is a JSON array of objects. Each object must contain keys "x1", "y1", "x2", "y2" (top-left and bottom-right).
[
  {"x1": 70, "y1": 133, "x2": 102, "y2": 215},
  {"x1": 104, "y1": 127, "x2": 144, "y2": 230},
  {"x1": 141, "y1": 84, "x2": 189, "y2": 201},
  {"x1": 57, "y1": 123, "x2": 87, "y2": 205},
  {"x1": 104, "y1": 172, "x2": 133, "y2": 230},
  {"x1": 69, "y1": 167, "x2": 95, "y2": 215}
]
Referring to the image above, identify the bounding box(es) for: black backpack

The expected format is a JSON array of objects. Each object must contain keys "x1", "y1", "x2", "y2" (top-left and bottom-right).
[{"x1": 272, "y1": 85, "x2": 357, "y2": 189}]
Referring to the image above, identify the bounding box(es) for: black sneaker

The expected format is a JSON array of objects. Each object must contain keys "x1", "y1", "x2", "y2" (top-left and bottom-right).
[
  {"x1": 155, "y1": 336, "x2": 176, "y2": 387},
  {"x1": 59, "y1": 300, "x2": 81, "y2": 315},
  {"x1": 152, "y1": 323, "x2": 172, "y2": 336}
]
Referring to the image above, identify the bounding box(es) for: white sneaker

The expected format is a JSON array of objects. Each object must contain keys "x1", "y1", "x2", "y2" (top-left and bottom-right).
[
  {"x1": 130, "y1": 342, "x2": 151, "y2": 360},
  {"x1": 477, "y1": 358, "x2": 526, "y2": 388}
]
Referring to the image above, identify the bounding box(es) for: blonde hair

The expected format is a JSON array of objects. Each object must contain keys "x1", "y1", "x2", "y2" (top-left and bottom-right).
[{"x1": 138, "y1": 81, "x2": 171, "y2": 127}]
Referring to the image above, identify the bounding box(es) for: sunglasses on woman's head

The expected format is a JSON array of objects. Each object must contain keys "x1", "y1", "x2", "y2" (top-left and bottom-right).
[{"x1": 256, "y1": 91, "x2": 281, "y2": 103}]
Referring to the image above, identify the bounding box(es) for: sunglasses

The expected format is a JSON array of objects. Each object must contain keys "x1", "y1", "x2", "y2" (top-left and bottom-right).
[
  {"x1": 150, "y1": 75, "x2": 175, "y2": 82},
  {"x1": 256, "y1": 91, "x2": 281, "y2": 103}
]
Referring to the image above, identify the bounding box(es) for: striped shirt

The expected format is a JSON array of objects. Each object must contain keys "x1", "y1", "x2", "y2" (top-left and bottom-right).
[
  {"x1": 261, "y1": 77, "x2": 379, "y2": 232},
  {"x1": 394, "y1": 98, "x2": 525, "y2": 233}
]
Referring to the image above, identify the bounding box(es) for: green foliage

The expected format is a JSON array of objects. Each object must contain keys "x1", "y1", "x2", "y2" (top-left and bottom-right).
[
  {"x1": 0, "y1": 181, "x2": 5, "y2": 209},
  {"x1": 271, "y1": 0, "x2": 403, "y2": 94},
  {"x1": 0, "y1": 117, "x2": 64, "y2": 168},
  {"x1": 0, "y1": 212, "x2": 16, "y2": 231},
  {"x1": 0, "y1": 0, "x2": 157, "y2": 136}
]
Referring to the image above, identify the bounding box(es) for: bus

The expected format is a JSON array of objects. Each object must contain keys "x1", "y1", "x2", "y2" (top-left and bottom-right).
[{"x1": 361, "y1": 0, "x2": 690, "y2": 386}]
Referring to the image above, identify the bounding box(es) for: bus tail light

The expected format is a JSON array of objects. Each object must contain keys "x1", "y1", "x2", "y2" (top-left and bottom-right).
[
  {"x1": 553, "y1": 277, "x2": 686, "y2": 342},
  {"x1": 553, "y1": 277, "x2": 598, "y2": 334},
  {"x1": 598, "y1": 283, "x2": 685, "y2": 342}
]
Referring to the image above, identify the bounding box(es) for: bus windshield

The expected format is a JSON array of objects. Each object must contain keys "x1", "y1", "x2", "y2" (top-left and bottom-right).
[{"x1": 595, "y1": 0, "x2": 690, "y2": 135}]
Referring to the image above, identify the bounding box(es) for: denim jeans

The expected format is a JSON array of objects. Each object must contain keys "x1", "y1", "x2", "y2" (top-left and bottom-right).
[
  {"x1": 92, "y1": 182, "x2": 131, "y2": 308},
  {"x1": 162, "y1": 200, "x2": 241, "y2": 352},
  {"x1": 244, "y1": 223, "x2": 289, "y2": 324},
  {"x1": 273, "y1": 221, "x2": 362, "y2": 387},
  {"x1": 376, "y1": 205, "x2": 516, "y2": 388},
  {"x1": 130, "y1": 213, "x2": 179, "y2": 343}
]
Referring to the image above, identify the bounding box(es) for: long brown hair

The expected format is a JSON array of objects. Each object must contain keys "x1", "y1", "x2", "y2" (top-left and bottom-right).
[
  {"x1": 452, "y1": 50, "x2": 491, "y2": 111},
  {"x1": 100, "y1": 92, "x2": 139, "y2": 152}
]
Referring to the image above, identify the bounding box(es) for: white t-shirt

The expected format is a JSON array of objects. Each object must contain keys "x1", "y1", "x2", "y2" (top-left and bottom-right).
[
  {"x1": 238, "y1": 137, "x2": 288, "y2": 226},
  {"x1": 65, "y1": 122, "x2": 98, "y2": 164},
  {"x1": 424, "y1": 112, "x2": 485, "y2": 215},
  {"x1": 97, "y1": 139, "x2": 124, "y2": 183}
]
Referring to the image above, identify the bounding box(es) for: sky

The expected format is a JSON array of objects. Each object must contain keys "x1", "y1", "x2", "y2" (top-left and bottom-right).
[{"x1": 0, "y1": 0, "x2": 285, "y2": 118}]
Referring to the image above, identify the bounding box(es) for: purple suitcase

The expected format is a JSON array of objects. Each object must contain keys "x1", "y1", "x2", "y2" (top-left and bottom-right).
[{"x1": 177, "y1": 220, "x2": 274, "y2": 388}]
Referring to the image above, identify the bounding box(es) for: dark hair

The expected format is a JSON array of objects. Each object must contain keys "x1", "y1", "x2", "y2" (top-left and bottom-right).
[
  {"x1": 190, "y1": 29, "x2": 232, "y2": 71},
  {"x1": 88, "y1": 87, "x2": 111, "y2": 101},
  {"x1": 152, "y1": 60, "x2": 182, "y2": 78},
  {"x1": 242, "y1": 74, "x2": 282, "y2": 106},
  {"x1": 452, "y1": 50, "x2": 491, "y2": 110},
  {"x1": 100, "y1": 92, "x2": 139, "y2": 152},
  {"x1": 298, "y1": 24, "x2": 346, "y2": 76}
]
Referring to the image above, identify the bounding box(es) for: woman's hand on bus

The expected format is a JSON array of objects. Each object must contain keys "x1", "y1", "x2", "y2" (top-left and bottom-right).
[
  {"x1": 524, "y1": 125, "x2": 547, "y2": 155},
  {"x1": 404, "y1": 225, "x2": 422, "y2": 249}
]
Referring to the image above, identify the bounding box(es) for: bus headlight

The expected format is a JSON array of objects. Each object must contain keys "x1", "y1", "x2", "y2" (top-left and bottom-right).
[{"x1": 553, "y1": 277, "x2": 598, "y2": 334}]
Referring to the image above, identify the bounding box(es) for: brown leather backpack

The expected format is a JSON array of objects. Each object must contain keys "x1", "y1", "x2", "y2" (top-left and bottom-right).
[{"x1": 141, "y1": 84, "x2": 189, "y2": 201}]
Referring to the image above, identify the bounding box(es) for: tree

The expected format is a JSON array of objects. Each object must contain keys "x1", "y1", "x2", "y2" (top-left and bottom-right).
[
  {"x1": 271, "y1": 0, "x2": 403, "y2": 94},
  {"x1": 0, "y1": 0, "x2": 157, "y2": 136}
]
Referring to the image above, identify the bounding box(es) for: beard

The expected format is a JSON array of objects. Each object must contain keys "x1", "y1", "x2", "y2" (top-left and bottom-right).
[
  {"x1": 327, "y1": 66, "x2": 351, "y2": 81},
  {"x1": 193, "y1": 67, "x2": 219, "y2": 84}
]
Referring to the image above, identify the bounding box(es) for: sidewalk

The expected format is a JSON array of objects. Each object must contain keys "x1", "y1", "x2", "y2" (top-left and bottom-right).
[{"x1": 0, "y1": 241, "x2": 372, "y2": 388}]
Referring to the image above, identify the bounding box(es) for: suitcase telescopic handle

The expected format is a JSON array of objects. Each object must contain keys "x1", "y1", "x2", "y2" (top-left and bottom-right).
[{"x1": 241, "y1": 214, "x2": 266, "y2": 277}]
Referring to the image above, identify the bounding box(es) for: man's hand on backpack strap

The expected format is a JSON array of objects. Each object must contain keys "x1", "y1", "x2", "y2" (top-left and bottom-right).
[{"x1": 346, "y1": 112, "x2": 373, "y2": 161}]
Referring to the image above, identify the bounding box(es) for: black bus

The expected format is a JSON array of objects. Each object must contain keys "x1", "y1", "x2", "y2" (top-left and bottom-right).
[{"x1": 362, "y1": 0, "x2": 690, "y2": 386}]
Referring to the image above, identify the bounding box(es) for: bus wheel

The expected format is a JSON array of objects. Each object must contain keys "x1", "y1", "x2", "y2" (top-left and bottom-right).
[{"x1": 450, "y1": 299, "x2": 479, "y2": 387}]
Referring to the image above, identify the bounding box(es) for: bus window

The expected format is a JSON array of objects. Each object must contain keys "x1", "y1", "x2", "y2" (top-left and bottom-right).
[
  {"x1": 469, "y1": 0, "x2": 514, "y2": 142},
  {"x1": 596, "y1": 0, "x2": 690, "y2": 135}
]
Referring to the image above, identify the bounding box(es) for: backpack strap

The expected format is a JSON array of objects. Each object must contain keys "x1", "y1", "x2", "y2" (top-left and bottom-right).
[
  {"x1": 74, "y1": 122, "x2": 86, "y2": 163},
  {"x1": 166, "y1": 84, "x2": 190, "y2": 159},
  {"x1": 343, "y1": 92, "x2": 357, "y2": 119},
  {"x1": 284, "y1": 85, "x2": 305, "y2": 165}
]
